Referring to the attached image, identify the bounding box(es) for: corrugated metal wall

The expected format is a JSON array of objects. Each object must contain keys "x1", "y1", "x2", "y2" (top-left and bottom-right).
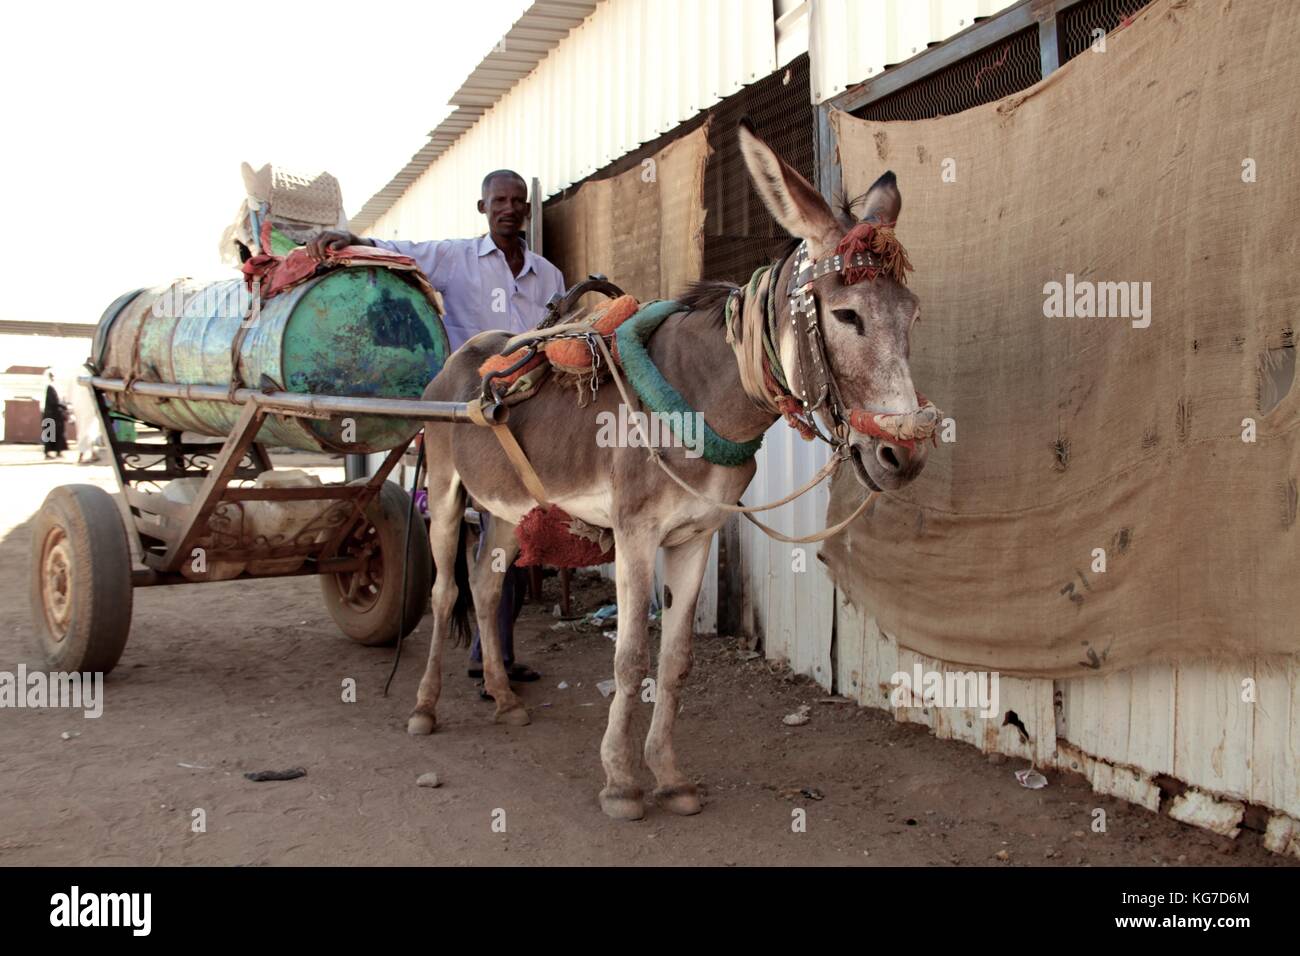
[
  {"x1": 364, "y1": 0, "x2": 777, "y2": 243},
  {"x1": 359, "y1": 0, "x2": 1033, "y2": 236},
  {"x1": 808, "y1": 0, "x2": 1017, "y2": 102},
  {"x1": 739, "y1": 421, "x2": 835, "y2": 683}
]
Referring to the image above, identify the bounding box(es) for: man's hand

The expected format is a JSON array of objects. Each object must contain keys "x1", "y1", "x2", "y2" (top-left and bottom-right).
[{"x1": 305, "y1": 229, "x2": 372, "y2": 260}]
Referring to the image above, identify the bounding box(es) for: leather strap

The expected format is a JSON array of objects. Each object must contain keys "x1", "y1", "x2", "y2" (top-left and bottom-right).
[{"x1": 466, "y1": 399, "x2": 552, "y2": 508}]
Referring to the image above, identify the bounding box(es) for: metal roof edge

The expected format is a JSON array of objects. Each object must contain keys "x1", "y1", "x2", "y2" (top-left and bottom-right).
[{"x1": 349, "y1": 0, "x2": 598, "y2": 233}]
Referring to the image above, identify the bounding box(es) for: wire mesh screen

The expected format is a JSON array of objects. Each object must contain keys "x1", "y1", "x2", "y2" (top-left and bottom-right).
[
  {"x1": 701, "y1": 54, "x2": 815, "y2": 284},
  {"x1": 1059, "y1": 0, "x2": 1155, "y2": 63},
  {"x1": 853, "y1": 25, "x2": 1042, "y2": 122}
]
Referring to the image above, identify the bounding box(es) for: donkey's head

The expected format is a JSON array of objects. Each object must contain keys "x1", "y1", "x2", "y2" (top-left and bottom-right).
[{"x1": 739, "y1": 121, "x2": 932, "y2": 492}]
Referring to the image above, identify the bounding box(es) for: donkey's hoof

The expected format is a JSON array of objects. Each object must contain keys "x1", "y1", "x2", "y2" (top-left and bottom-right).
[
  {"x1": 407, "y1": 712, "x2": 437, "y2": 736},
  {"x1": 599, "y1": 787, "x2": 645, "y2": 821},
  {"x1": 653, "y1": 784, "x2": 703, "y2": 816},
  {"x1": 495, "y1": 705, "x2": 531, "y2": 727}
]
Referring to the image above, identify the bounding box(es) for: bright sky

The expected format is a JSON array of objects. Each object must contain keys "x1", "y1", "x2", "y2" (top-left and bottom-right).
[{"x1": 0, "y1": 0, "x2": 530, "y2": 327}]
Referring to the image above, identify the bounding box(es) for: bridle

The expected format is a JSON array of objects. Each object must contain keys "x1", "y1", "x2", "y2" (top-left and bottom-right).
[
  {"x1": 784, "y1": 239, "x2": 867, "y2": 448},
  {"x1": 732, "y1": 235, "x2": 943, "y2": 456}
]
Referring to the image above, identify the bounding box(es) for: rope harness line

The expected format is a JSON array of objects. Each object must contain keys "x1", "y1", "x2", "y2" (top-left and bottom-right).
[{"x1": 590, "y1": 330, "x2": 878, "y2": 544}]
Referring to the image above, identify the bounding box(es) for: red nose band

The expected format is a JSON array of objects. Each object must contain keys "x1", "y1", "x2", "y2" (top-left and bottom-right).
[{"x1": 848, "y1": 392, "x2": 942, "y2": 450}]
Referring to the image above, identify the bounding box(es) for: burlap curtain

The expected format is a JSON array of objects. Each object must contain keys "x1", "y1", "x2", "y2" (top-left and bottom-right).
[
  {"x1": 543, "y1": 124, "x2": 711, "y2": 302},
  {"x1": 822, "y1": 0, "x2": 1300, "y2": 677}
]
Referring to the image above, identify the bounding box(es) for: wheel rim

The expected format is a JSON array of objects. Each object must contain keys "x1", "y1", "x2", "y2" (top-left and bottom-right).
[
  {"x1": 332, "y1": 521, "x2": 384, "y2": 614},
  {"x1": 40, "y1": 526, "x2": 73, "y2": 642}
]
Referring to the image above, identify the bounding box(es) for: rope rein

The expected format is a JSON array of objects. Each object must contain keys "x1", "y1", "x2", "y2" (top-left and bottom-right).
[{"x1": 590, "y1": 330, "x2": 877, "y2": 543}]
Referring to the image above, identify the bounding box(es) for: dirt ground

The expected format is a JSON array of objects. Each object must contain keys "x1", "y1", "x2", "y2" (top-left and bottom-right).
[{"x1": 1, "y1": 444, "x2": 1293, "y2": 867}]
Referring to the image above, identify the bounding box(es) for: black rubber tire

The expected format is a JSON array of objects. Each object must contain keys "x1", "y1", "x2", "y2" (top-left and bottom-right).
[
  {"x1": 319, "y1": 480, "x2": 431, "y2": 646},
  {"x1": 29, "y1": 484, "x2": 134, "y2": 674}
]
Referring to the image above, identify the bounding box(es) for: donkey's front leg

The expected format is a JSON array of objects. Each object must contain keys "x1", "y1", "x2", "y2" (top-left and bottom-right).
[
  {"x1": 408, "y1": 464, "x2": 465, "y2": 736},
  {"x1": 598, "y1": 528, "x2": 657, "y2": 820},
  {"x1": 644, "y1": 532, "x2": 712, "y2": 816}
]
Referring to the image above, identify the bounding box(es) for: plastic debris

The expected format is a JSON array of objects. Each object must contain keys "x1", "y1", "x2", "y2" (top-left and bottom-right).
[
  {"x1": 737, "y1": 650, "x2": 760, "y2": 661},
  {"x1": 589, "y1": 604, "x2": 618, "y2": 626},
  {"x1": 557, "y1": 680, "x2": 569, "y2": 690},
  {"x1": 1015, "y1": 768, "x2": 1048, "y2": 789},
  {"x1": 177, "y1": 762, "x2": 211, "y2": 770},
  {"x1": 60, "y1": 731, "x2": 80, "y2": 740},
  {"x1": 782, "y1": 705, "x2": 812, "y2": 727},
  {"x1": 596, "y1": 678, "x2": 617, "y2": 698},
  {"x1": 603, "y1": 630, "x2": 618, "y2": 642}
]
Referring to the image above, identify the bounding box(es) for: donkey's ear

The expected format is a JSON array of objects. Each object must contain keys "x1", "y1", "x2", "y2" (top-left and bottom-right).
[
  {"x1": 858, "y1": 170, "x2": 902, "y2": 225},
  {"x1": 738, "y1": 119, "x2": 840, "y2": 257}
]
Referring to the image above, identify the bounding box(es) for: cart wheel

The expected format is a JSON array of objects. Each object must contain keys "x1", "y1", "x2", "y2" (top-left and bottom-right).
[
  {"x1": 320, "y1": 480, "x2": 431, "y2": 646},
  {"x1": 29, "y1": 484, "x2": 134, "y2": 674}
]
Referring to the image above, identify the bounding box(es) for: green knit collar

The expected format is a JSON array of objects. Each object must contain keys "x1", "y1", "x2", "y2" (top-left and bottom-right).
[{"x1": 614, "y1": 300, "x2": 764, "y2": 467}]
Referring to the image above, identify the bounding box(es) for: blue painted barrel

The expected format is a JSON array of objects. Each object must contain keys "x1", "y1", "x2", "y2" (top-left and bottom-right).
[{"x1": 95, "y1": 267, "x2": 450, "y2": 453}]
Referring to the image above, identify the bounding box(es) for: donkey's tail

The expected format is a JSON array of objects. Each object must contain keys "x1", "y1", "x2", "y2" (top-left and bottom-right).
[{"x1": 450, "y1": 519, "x2": 474, "y2": 647}]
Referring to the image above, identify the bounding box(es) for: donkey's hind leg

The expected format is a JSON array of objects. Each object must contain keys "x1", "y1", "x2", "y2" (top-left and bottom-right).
[
  {"x1": 644, "y1": 532, "x2": 712, "y2": 816},
  {"x1": 407, "y1": 440, "x2": 466, "y2": 736},
  {"x1": 471, "y1": 514, "x2": 530, "y2": 726}
]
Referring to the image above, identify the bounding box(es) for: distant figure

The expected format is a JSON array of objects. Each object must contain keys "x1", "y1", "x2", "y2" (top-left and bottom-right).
[
  {"x1": 42, "y1": 372, "x2": 68, "y2": 460},
  {"x1": 72, "y1": 380, "x2": 103, "y2": 464}
]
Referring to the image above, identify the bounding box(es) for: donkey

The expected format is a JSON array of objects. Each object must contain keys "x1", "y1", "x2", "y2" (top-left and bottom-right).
[{"x1": 409, "y1": 122, "x2": 932, "y2": 820}]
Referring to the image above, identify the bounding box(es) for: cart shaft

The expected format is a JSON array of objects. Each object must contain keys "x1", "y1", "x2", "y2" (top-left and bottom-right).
[{"x1": 82, "y1": 376, "x2": 477, "y2": 424}]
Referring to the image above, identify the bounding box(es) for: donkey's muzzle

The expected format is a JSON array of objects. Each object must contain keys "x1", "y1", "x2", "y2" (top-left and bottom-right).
[
  {"x1": 846, "y1": 392, "x2": 941, "y2": 490},
  {"x1": 873, "y1": 438, "x2": 927, "y2": 483}
]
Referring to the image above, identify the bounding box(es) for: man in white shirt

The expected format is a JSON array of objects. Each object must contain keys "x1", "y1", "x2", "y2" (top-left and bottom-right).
[{"x1": 306, "y1": 169, "x2": 564, "y2": 691}]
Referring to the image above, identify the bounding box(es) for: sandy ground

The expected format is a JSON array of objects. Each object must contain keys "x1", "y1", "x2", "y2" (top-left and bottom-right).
[{"x1": 0, "y1": 443, "x2": 1293, "y2": 867}]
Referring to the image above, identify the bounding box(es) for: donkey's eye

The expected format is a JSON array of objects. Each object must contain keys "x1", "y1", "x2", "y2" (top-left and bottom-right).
[{"x1": 831, "y1": 309, "x2": 864, "y2": 334}]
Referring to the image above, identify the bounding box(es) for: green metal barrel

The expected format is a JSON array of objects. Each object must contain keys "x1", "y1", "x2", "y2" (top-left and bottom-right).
[{"x1": 94, "y1": 267, "x2": 450, "y2": 453}]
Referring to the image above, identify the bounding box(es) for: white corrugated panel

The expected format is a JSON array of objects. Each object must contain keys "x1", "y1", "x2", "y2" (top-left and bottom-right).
[
  {"x1": 808, "y1": 0, "x2": 1017, "y2": 103},
  {"x1": 365, "y1": 0, "x2": 776, "y2": 242},
  {"x1": 741, "y1": 420, "x2": 836, "y2": 689},
  {"x1": 835, "y1": 597, "x2": 1300, "y2": 842},
  {"x1": 775, "y1": 0, "x2": 810, "y2": 67},
  {"x1": 1057, "y1": 660, "x2": 1300, "y2": 819}
]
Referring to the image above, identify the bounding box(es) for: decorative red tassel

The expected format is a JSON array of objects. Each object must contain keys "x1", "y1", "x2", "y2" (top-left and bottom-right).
[
  {"x1": 836, "y1": 222, "x2": 881, "y2": 285},
  {"x1": 834, "y1": 221, "x2": 913, "y2": 286}
]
